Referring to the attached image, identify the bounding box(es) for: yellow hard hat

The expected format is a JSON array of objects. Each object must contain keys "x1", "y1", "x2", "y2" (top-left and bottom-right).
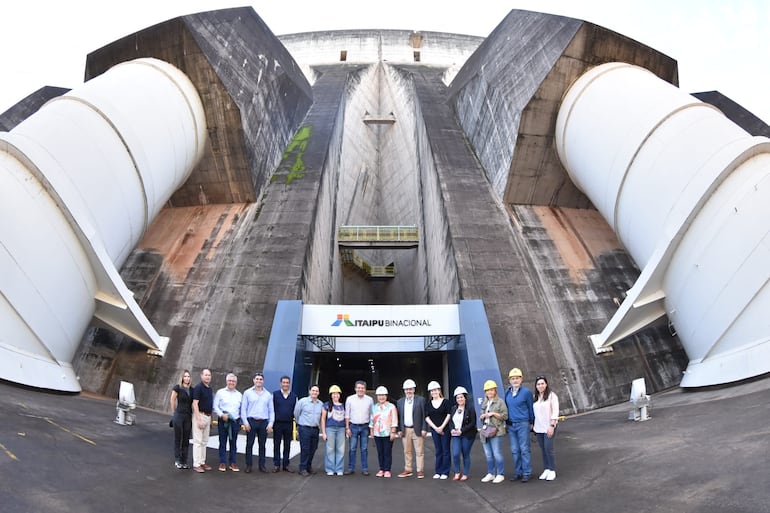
[
  {"x1": 483, "y1": 380, "x2": 498, "y2": 391},
  {"x1": 508, "y1": 368, "x2": 523, "y2": 378},
  {"x1": 328, "y1": 385, "x2": 342, "y2": 394}
]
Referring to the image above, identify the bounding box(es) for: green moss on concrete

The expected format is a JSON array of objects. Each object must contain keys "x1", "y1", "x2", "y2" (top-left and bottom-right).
[{"x1": 272, "y1": 125, "x2": 312, "y2": 184}]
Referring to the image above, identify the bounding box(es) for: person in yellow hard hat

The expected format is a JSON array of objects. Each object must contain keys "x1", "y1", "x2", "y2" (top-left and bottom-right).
[
  {"x1": 504, "y1": 367, "x2": 535, "y2": 482},
  {"x1": 479, "y1": 379, "x2": 508, "y2": 484},
  {"x1": 321, "y1": 384, "x2": 346, "y2": 475}
]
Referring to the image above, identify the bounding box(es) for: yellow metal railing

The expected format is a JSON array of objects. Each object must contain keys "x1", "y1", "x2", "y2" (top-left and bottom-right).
[
  {"x1": 338, "y1": 225, "x2": 418, "y2": 243},
  {"x1": 339, "y1": 248, "x2": 396, "y2": 278}
]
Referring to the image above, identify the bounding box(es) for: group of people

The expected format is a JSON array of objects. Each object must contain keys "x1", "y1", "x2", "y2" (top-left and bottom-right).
[
  {"x1": 169, "y1": 367, "x2": 560, "y2": 483},
  {"x1": 169, "y1": 369, "x2": 297, "y2": 474},
  {"x1": 478, "y1": 368, "x2": 560, "y2": 484}
]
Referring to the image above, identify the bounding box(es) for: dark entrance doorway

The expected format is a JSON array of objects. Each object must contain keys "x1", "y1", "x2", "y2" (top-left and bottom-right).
[{"x1": 313, "y1": 352, "x2": 444, "y2": 398}]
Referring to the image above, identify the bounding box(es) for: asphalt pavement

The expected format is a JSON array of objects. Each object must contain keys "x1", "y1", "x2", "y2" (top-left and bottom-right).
[{"x1": 1, "y1": 377, "x2": 769, "y2": 513}]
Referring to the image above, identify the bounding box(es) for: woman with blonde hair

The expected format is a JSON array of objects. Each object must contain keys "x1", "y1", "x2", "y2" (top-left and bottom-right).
[
  {"x1": 169, "y1": 369, "x2": 193, "y2": 469},
  {"x1": 479, "y1": 380, "x2": 507, "y2": 483}
]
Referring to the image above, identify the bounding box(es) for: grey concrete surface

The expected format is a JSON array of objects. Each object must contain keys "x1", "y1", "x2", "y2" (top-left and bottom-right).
[{"x1": 2, "y1": 378, "x2": 768, "y2": 513}]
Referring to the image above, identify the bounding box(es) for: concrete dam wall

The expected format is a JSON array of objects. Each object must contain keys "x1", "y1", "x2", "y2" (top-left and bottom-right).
[{"x1": 1, "y1": 7, "x2": 711, "y2": 413}]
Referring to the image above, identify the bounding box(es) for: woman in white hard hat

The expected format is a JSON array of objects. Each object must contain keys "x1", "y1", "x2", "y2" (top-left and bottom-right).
[
  {"x1": 321, "y1": 384, "x2": 346, "y2": 476},
  {"x1": 449, "y1": 386, "x2": 476, "y2": 481},
  {"x1": 370, "y1": 386, "x2": 398, "y2": 477},
  {"x1": 479, "y1": 380, "x2": 508, "y2": 484},
  {"x1": 425, "y1": 381, "x2": 452, "y2": 479}
]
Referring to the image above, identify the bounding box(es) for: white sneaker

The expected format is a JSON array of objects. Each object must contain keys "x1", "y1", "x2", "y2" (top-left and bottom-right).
[
  {"x1": 439, "y1": 474, "x2": 448, "y2": 480},
  {"x1": 545, "y1": 470, "x2": 556, "y2": 481},
  {"x1": 539, "y1": 469, "x2": 550, "y2": 480},
  {"x1": 433, "y1": 473, "x2": 441, "y2": 479},
  {"x1": 492, "y1": 474, "x2": 505, "y2": 484},
  {"x1": 481, "y1": 473, "x2": 495, "y2": 483}
]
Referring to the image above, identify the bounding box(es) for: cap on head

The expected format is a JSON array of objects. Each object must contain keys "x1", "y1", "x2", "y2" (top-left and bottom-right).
[
  {"x1": 402, "y1": 378, "x2": 416, "y2": 390},
  {"x1": 375, "y1": 386, "x2": 388, "y2": 395},
  {"x1": 427, "y1": 381, "x2": 441, "y2": 391},
  {"x1": 483, "y1": 380, "x2": 498, "y2": 391},
  {"x1": 453, "y1": 386, "x2": 468, "y2": 396},
  {"x1": 328, "y1": 385, "x2": 342, "y2": 394},
  {"x1": 508, "y1": 368, "x2": 523, "y2": 378}
]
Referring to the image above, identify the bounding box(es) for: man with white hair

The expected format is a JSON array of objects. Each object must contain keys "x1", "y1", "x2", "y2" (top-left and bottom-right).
[
  {"x1": 213, "y1": 373, "x2": 243, "y2": 472},
  {"x1": 396, "y1": 378, "x2": 427, "y2": 478}
]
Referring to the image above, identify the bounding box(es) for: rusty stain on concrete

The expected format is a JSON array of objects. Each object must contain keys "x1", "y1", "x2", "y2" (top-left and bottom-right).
[
  {"x1": 137, "y1": 204, "x2": 249, "y2": 280},
  {"x1": 533, "y1": 206, "x2": 624, "y2": 282}
]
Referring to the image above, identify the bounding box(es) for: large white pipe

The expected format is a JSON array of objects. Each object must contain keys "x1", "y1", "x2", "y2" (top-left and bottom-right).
[
  {"x1": 0, "y1": 58, "x2": 206, "y2": 391},
  {"x1": 556, "y1": 62, "x2": 770, "y2": 387}
]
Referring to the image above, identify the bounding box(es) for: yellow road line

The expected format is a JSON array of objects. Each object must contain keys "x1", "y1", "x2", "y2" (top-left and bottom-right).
[
  {"x1": 19, "y1": 414, "x2": 97, "y2": 446},
  {"x1": 43, "y1": 418, "x2": 96, "y2": 446},
  {"x1": 0, "y1": 442, "x2": 18, "y2": 461}
]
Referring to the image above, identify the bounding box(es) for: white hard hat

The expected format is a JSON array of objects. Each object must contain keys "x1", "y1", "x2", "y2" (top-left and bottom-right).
[
  {"x1": 375, "y1": 386, "x2": 388, "y2": 395},
  {"x1": 402, "y1": 379, "x2": 416, "y2": 390},
  {"x1": 427, "y1": 381, "x2": 441, "y2": 391},
  {"x1": 453, "y1": 386, "x2": 468, "y2": 396}
]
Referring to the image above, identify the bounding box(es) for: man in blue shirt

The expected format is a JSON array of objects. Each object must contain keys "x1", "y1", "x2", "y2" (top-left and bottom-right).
[
  {"x1": 294, "y1": 385, "x2": 323, "y2": 476},
  {"x1": 504, "y1": 367, "x2": 534, "y2": 482},
  {"x1": 240, "y1": 371, "x2": 275, "y2": 473}
]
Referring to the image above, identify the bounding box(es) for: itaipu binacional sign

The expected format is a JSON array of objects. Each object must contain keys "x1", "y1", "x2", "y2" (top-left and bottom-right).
[{"x1": 301, "y1": 304, "x2": 461, "y2": 337}]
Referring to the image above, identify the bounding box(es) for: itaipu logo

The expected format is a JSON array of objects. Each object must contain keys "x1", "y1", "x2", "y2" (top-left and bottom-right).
[
  {"x1": 331, "y1": 313, "x2": 431, "y2": 328},
  {"x1": 331, "y1": 314, "x2": 355, "y2": 327}
]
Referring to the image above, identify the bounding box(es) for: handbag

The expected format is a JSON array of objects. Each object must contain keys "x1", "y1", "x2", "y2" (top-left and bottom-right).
[
  {"x1": 480, "y1": 398, "x2": 498, "y2": 438},
  {"x1": 169, "y1": 418, "x2": 174, "y2": 428},
  {"x1": 480, "y1": 423, "x2": 497, "y2": 438}
]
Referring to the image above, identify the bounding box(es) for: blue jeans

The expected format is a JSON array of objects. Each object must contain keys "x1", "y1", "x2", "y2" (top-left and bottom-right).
[
  {"x1": 217, "y1": 417, "x2": 240, "y2": 465},
  {"x1": 244, "y1": 418, "x2": 268, "y2": 468},
  {"x1": 535, "y1": 428, "x2": 557, "y2": 471},
  {"x1": 430, "y1": 428, "x2": 452, "y2": 475},
  {"x1": 374, "y1": 436, "x2": 393, "y2": 471},
  {"x1": 325, "y1": 426, "x2": 346, "y2": 474},
  {"x1": 508, "y1": 421, "x2": 532, "y2": 478},
  {"x1": 481, "y1": 435, "x2": 505, "y2": 475},
  {"x1": 298, "y1": 425, "x2": 319, "y2": 472},
  {"x1": 451, "y1": 435, "x2": 474, "y2": 475},
  {"x1": 273, "y1": 420, "x2": 293, "y2": 468},
  {"x1": 347, "y1": 424, "x2": 369, "y2": 471}
]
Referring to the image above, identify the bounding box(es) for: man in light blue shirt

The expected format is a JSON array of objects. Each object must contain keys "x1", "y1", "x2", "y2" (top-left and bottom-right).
[
  {"x1": 294, "y1": 385, "x2": 323, "y2": 476},
  {"x1": 240, "y1": 372, "x2": 275, "y2": 473},
  {"x1": 213, "y1": 373, "x2": 243, "y2": 472}
]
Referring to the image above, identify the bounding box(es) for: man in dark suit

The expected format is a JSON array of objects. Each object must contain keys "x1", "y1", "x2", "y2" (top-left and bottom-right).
[{"x1": 396, "y1": 379, "x2": 428, "y2": 478}]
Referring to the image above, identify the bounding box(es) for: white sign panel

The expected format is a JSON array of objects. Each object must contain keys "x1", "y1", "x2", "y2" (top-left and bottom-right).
[{"x1": 301, "y1": 304, "x2": 460, "y2": 337}]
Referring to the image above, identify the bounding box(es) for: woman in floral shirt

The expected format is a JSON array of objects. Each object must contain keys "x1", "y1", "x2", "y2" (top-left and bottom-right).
[{"x1": 369, "y1": 386, "x2": 398, "y2": 477}]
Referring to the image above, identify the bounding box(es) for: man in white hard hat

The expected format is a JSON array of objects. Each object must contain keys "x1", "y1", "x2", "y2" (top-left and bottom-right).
[{"x1": 396, "y1": 378, "x2": 428, "y2": 478}]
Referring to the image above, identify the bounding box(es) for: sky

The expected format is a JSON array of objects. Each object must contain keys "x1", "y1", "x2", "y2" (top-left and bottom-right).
[{"x1": 1, "y1": 0, "x2": 768, "y2": 122}]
